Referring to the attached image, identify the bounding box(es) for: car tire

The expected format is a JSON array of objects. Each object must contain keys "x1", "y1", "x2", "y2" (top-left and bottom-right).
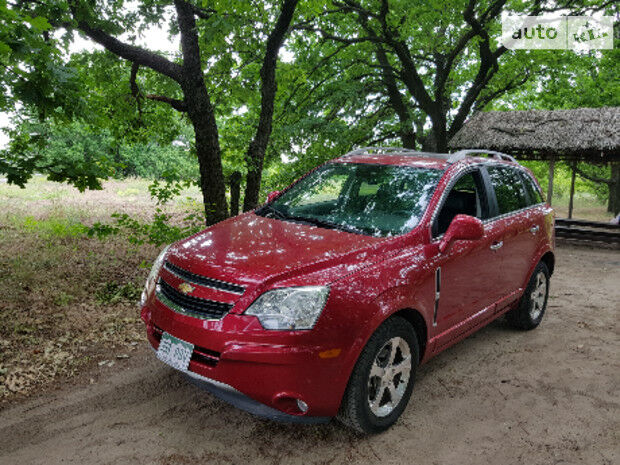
[
  {"x1": 337, "y1": 316, "x2": 419, "y2": 434},
  {"x1": 506, "y1": 261, "x2": 550, "y2": 330}
]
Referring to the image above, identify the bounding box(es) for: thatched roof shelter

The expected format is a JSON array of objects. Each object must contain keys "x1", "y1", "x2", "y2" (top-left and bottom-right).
[{"x1": 449, "y1": 107, "x2": 619, "y2": 162}]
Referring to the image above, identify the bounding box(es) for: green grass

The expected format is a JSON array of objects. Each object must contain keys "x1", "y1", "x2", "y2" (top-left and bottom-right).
[
  {"x1": 20, "y1": 215, "x2": 89, "y2": 238},
  {"x1": 548, "y1": 193, "x2": 614, "y2": 221}
]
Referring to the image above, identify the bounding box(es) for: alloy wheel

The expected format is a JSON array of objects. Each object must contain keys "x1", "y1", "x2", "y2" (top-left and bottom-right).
[
  {"x1": 529, "y1": 271, "x2": 547, "y2": 320},
  {"x1": 367, "y1": 336, "x2": 412, "y2": 417}
]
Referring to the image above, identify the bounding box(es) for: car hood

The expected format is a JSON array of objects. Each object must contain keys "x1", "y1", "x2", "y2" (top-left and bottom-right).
[{"x1": 166, "y1": 212, "x2": 390, "y2": 287}]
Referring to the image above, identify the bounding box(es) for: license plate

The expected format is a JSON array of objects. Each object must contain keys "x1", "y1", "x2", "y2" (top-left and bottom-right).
[{"x1": 157, "y1": 332, "x2": 194, "y2": 372}]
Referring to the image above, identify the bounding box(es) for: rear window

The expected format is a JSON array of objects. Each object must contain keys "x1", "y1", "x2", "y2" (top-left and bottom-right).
[{"x1": 486, "y1": 166, "x2": 528, "y2": 215}]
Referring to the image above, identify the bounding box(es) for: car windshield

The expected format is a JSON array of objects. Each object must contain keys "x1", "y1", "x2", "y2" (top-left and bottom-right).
[{"x1": 256, "y1": 163, "x2": 443, "y2": 237}]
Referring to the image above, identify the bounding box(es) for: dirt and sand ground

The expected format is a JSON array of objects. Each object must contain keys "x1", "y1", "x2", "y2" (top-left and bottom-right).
[{"x1": 0, "y1": 244, "x2": 618, "y2": 465}]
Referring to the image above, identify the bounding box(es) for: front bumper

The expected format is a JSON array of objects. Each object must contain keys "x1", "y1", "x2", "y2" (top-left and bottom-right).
[
  {"x1": 183, "y1": 369, "x2": 329, "y2": 424},
  {"x1": 142, "y1": 295, "x2": 353, "y2": 419}
]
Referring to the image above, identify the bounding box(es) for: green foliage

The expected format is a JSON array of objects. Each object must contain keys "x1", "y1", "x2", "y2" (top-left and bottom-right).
[
  {"x1": 1, "y1": 117, "x2": 199, "y2": 189},
  {"x1": 0, "y1": 1, "x2": 82, "y2": 118},
  {"x1": 493, "y1": 49, "x2": 620, "y2": 111},
  {"x1": 1, "y1": 117, "x2": 117, "y2": 190},
  {"x1": 521, "y1": 161, "x2": 610, "y2": 203},
  {"x1": 88, "y1": 208, "x2": 203, "y2": 247}
]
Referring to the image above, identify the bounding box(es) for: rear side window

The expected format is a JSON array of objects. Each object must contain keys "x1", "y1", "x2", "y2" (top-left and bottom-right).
[
  {"x1": 520, "y1": 172, "x2": 544, "y2": 205},
  {"x1": 486, "y1": 166, "x2": 528, "y2": 215}
]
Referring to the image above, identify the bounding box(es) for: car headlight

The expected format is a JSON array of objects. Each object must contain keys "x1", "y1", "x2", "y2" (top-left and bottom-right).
[
  {"x1": 140, "y1": 244, "x2": 170, "y2": 306},
  {"x1": 245, "y1": 286, "x2": 329, "y2": 330}
]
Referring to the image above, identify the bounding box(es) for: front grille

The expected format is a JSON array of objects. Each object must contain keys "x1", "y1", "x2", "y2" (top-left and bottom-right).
[
  {"x1": 157, "y1": 278, "x2": 232, "y2": 320},
  {"x1": 164, "y1": 261, "x2": 245, "y2": 294}
]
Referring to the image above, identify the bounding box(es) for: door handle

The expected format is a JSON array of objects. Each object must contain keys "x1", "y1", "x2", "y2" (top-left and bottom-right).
[
  {"x1": 530, "y1": 225, "x2": 540, "y2": 235},
  {"x1": 490, "y1": 241, "x2": 503, "y2": 251}
]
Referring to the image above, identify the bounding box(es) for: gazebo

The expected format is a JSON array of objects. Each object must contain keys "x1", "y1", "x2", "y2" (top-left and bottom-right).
[{"x1": 449, "y1": 107, "x2": 620, "y2": 217}]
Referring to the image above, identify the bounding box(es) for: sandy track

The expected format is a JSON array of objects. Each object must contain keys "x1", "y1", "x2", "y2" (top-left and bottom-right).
[{"x1": 1, "y1": 245, "x2": 618, "y2": 465}]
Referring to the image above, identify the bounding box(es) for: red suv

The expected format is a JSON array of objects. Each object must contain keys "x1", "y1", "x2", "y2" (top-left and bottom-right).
[{"x1": 140, "y1": 147, "x2": 554, "y2": 433}]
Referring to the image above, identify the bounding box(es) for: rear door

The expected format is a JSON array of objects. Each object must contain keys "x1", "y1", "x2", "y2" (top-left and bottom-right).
[{"x1": 484, "y1": 165, "x2": 540, "y2": 309}]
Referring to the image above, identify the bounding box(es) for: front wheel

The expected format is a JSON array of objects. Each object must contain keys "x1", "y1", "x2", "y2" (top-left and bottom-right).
[
  {"x1": 338, "y1": 316, "x2": 419, "y2": 434},
  {"x1": 506, "y1": 261, "x2": 550, "y2": 330}
]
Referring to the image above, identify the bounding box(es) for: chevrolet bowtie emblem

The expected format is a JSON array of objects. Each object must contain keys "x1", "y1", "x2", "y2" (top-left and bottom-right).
[{"x1": 178, "y1": 282, "x2": 195, "y2": 295}]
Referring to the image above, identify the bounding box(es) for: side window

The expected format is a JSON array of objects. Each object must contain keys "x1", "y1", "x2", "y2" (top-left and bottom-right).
[
  {"x1": 486, "y1": 166, "x2": 528, "y2": 215},
  {"x1": 434, "y1": 170, "x2": 487, "y2": 236},
  {"x1": 520, "y1": 171, "x2": 544, "y2": 205}
]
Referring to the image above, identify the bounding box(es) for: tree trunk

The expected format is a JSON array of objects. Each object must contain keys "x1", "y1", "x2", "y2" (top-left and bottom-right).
[
  {"x1": 229, "y1": 171, "x2": 241, "y2": 217},
  {"x1": 186, "y1": 89, "x2": 228, "y2": 225},
  {"x1": 401, "y1": 130, "x2": 416, "y2": 149},
  {"x1": 243, "y1": 139, "x2": 267, "y2": 212},
  {"x1": 422, "y1": 109, "x2": 448, "y2": 153},
  {"x1": 422, "y1": 127, "x2": 448, "y2": 152},
  {"x1": 172, "y1": 0, "x2": 228, "y2": 226},
  {"x1": 193, "y1": 120, "x2": 228, "y2": 225}
]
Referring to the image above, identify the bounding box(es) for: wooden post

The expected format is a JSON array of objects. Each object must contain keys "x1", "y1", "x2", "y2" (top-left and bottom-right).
[
  {"x1": 229, "y1": 171, "x2": 241, "y2": 217},
  {"x1": 547, "y1": 154, "x2": 555, "y2": 205},
  {"x1": 609, "y1": 162, "x2": 619, "y2": 215},
  {"x1": 568, "y1": 160, "x2": 576, "y2": 219}
]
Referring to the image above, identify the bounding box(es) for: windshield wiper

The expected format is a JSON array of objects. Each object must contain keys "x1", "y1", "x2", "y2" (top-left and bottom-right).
[
  {"x1": 260, "y1": 205, "x2": 364, "y2": 235},
  {"x1": 286, "y1": 214, "x2": 364, "y2": 235},
  {"x1": 260, "y1": 204, "x2": 287, "y2": 219}
]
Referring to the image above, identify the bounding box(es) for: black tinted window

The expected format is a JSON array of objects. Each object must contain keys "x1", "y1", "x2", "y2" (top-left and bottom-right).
[
  {"x1": 487, "y1": 166, "x2": 528, "y2": 215},
  {"x1": 520, "y1": 172, "x2": 544, "y2": 205},
  {"x1": 434, "y1": 170, "x2": 488, "y2": 236}
]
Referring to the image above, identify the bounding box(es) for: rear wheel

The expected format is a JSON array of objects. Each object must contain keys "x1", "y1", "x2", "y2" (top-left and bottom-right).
[
  {"x1": 506, "y1": 262, "x2": 550, "y2": 330},
  {"x1": 338, "y1": 316, "x2": 419, "y2": 434}
]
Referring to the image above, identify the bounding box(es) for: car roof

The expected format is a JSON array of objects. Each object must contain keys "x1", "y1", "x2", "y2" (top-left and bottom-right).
[{"x1": 331, "y1": 147, "x2": 519, "y2": 170}]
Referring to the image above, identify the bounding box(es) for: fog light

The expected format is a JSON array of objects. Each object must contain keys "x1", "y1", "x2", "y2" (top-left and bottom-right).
[{"x1": 296, "y1": 399, "x2": 308, "y2": 413}]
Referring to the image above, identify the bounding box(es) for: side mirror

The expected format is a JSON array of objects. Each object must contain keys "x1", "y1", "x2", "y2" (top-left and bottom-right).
[
  {"x1": 266, "y1": 190, "x2": 281, "y2": 203},
  {"x1": 439, "y1": 214, "x2": 484, "y2": 253}
]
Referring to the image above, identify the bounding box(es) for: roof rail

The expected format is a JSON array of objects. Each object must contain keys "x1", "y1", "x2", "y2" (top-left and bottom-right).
[
  {"x1": 344, "y1": 146, "x2": 452, "y2": 160},
  {"x1": 449, "y1": 149, "x2": 517, "y2": 164},
  {"x1": 342, "y1": 146, "x2": 519, "y2": 165},
  {"x1": 345, "y1": 147, "x2": 419, "y2": 156}
]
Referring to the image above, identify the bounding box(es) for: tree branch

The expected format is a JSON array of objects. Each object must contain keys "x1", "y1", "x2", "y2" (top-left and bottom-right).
[
  {"x1": 243, "y1": 0, "x2": 299, "y2": 210},
  {"x1": 357, "y1": 11, "x2": 415, "y2": 147},
  {"x1": 69, "y1": 1, "x2": 183, "y2": 83},
  {"x1": 187, "y1": 3, "x2": 217, "y2": 20},
  {"x1": 474, "y1": 71, "x2": 530, "y2": 111},
  {"x1": 293, "y1": 24, "x2": 382, "y2": 44},
  {"x1": 575, "y1": 166, "x2": 614, "y2": 185},
  {"x1": 448, "y1": 0, "x2": 508, "y2": 138},
  {"x1": 145, "y1": 94, "x2": 187, "y2": 112},
  {"x1": 375, "y1": 0, "x2": 435, "y2": 114}
]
